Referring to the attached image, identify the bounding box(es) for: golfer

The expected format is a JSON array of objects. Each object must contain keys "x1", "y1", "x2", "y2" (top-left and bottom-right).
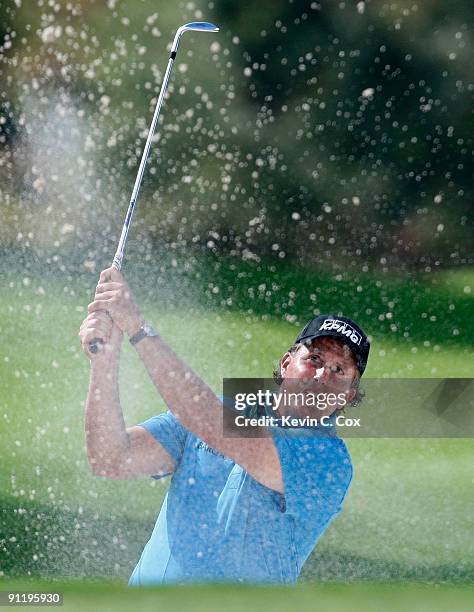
[{"x1": 79, "y1": 267, "x2": 370, "y2": 584}]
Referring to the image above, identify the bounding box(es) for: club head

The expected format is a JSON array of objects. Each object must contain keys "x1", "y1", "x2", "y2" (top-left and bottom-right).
[
  {"x1": 182, "y1": 22, "x2": 219, "y2": 33},
  {"x1": 171, "y1": 21, "x2": 219, "y2": 53}
]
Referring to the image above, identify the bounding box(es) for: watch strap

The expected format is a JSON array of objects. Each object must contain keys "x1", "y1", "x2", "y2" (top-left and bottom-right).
[{"x1": 129, "y1": 323, "x2": 158, "y2": 346}]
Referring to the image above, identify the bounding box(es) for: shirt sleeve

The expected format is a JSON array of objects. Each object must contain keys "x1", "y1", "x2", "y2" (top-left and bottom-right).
[
  {"x1": 271, "y1": 434, "x2": 353, "y2": 518},
  {"x1": 138, "y1": 410, "x2": 189, "y2": 479}
]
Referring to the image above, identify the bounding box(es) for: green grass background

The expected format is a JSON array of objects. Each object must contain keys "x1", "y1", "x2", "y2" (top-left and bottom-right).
[
  {"x1": 1, "y1": 257, "x2": 473, "y2": 608},
  {"x1": 2, "y1": 580, "x2": 474, "y2": 612}
]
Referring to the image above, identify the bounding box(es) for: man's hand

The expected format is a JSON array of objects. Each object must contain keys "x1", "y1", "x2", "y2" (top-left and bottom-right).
[
  {"x1": 79, "y1": 310, "x2": 123, "y2": 360},
  {"x1": 88, "y1": 267, "x2": 145, "y2": 337}
]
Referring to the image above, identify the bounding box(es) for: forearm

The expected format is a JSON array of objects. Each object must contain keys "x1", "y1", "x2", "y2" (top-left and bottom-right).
[
  {"x1": 133, "y1": 332, "x2": 282, "y2": 489},
  {"x1": 133, "y1": 334, "x2": 222, "y2": 443},
  {"x1": 85, "y1": 350, "x2": 130, "y2": 476}
]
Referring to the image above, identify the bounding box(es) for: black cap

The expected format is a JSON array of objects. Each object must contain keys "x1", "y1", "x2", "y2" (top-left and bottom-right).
[{"x1": 294, "y1": 314, "x2": 370, "y2": 375}]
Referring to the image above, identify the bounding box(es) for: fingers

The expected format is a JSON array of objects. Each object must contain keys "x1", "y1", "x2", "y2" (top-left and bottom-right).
[
  {"x1": 95, "y1": 285, "x2": 132, "y2": 301},
  {"x1": 90, "y1": 287, "x2": 134, "y2": 314},
  {"x1": 93, "y1": 310, "x2": 112, "y2": 323},
  {"x1": 78, "y1": 311, "x2": 115, "y2": 359},
  {"x1": 109, "y1": 266, "x2": 123, "y2": 282},
  {"x1": 99, "y1": 267, "x2": 114, "y2": 283},
  {"x1": 99, "y1": 266, "x2": 124, "y2": 284},
  {"x1": 95, "y1": 282, "x2": 122, "y2": 295},
  {"x1": 78, "y1": 315, "x2": 109, "y2": 342},
  {"x1": 81, "y1": 327, "x2": 109, "y2": 346},
  {"x1": 79, "y1": 326, "x2": 108, "y2": 358},
  {"x1": 92, "y1": 290, "x2": 116, "y2": 302},
  {"x1": 89, "y1": 270, "x2": 139, "y2": 337},
  {"x1": 81, "y1": 310, "x2": 111, "y2": 325},
  {"x1": 80, "y1": 262, "x2": 129, "y2": 357},
  {"x1": 79, "y1": 312, "x2": 112, "y2": 335},
  {"x1": 88, "y1": 299, "x2": 111, "y2": 314},
  {"x1": 88, "y1": 317, "x2": 111, "y2": 337}
]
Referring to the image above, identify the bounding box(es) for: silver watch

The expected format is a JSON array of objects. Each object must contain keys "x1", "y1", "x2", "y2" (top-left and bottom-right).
[{"x1": 129, "y1": 322, "x2": 159, "y2": 346}]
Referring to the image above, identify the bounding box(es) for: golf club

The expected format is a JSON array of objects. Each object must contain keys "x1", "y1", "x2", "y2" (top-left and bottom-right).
[{"x1": 89, "y1": 21, "x2": 219, "y2": 354}]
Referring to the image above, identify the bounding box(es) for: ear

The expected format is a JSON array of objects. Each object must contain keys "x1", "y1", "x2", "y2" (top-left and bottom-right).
[
  {"x1": 345, "y1": 387, "x2": 357, "y2": 405},
  {"x1": 280, "y1": 351, "x2": 293, "y2": 376}
]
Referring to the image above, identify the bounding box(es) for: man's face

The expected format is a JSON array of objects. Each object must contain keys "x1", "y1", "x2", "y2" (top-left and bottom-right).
[{"x1": 280, "y1": 336, "x2": 359, "y2": 402}]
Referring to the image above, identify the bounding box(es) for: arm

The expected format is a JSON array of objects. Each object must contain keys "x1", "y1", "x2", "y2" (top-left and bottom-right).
[
  {"x1": 88, "y1": 268, "x2": 283, "y2": 492},
  {"x1": 80, "y1": 311, "x2": 176, "y2": 480},
  {"x1": 134, "y1": 334, "x2": 283, "y2": 492}
]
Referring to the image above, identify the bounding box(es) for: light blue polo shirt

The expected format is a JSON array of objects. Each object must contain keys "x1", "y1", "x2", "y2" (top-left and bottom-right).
[{"x1": 128, "y1": 407, "x2": 352, "y2": 585}]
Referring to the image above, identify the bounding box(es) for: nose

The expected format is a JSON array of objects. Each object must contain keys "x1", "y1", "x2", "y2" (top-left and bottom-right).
[{"x1": 313, "y1": 365, "x2": 331, "y2": 383}]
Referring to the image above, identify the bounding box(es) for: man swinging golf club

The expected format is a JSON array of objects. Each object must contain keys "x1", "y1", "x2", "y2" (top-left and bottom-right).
[
  {"x1": 78, "y1": 21, "x2": 370, "y2": 584},
  {"x1": 79, "y1": 268, "x2": 370, "y2": 584}
]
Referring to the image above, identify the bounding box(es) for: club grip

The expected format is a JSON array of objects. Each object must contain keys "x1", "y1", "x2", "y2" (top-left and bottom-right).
[{"x1": 89, "y1": 338, "x2": 105, "y2": 354}]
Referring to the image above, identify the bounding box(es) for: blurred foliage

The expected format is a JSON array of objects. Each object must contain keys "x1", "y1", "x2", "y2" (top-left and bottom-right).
[{"x1": 0, "y1": 0, "x2": 473, "y2": 270}]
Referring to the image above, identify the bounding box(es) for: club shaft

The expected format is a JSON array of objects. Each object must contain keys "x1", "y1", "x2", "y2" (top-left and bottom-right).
[
  {"x1": 89, "y1": 52, "x2": 178, "y2": 353},
  {"x1": 90, "y1": 53, "x2": 177, "y2": 353},
  {"x1": 89, "y1": 23, "x2": 218, "y2": 354},
  {"x1": 113, "y1": 55, "x2": 176, "y2": 270}
]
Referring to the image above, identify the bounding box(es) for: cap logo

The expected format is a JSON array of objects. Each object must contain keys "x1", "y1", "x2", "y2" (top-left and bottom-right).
[{"x1": 319, "y1": 318, "x2": 362, "y2": 345}]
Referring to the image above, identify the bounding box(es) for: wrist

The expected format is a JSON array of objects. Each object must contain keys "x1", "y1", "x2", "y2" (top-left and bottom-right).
[
  {"x1": 91, "y1": 352, "x2": 120, "y2": 371},
  {"x1": 90, "y1": 339, "x2": 122, "y2": 365},
  {"x1": 129, "y1": 321, "x2": 159, "y2": 346},
  {"x1": 126, "y1": 314, "x2": 145, "y2": 338}
]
